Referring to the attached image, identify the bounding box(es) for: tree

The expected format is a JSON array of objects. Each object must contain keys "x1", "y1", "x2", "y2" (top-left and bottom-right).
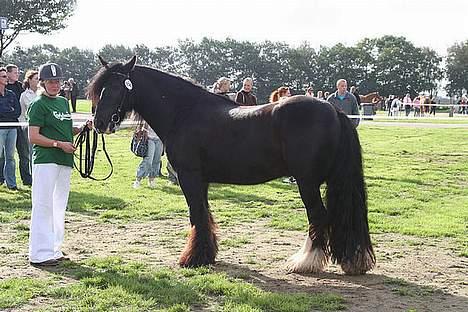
[
  {"x1": 97, "y1": 44, "x2": 135, "y2": 66},
  {"x1": 445, "y1": 40, "x2": 468, "y2": 96},
  {"x1": 0, "y1": 0, "x2": 77, "y2": 58}
]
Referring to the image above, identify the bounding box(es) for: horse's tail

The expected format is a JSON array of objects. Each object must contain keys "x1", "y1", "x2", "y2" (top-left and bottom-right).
[{"x1": 325, "y1": 111, "x2": 375, "y2": 274}]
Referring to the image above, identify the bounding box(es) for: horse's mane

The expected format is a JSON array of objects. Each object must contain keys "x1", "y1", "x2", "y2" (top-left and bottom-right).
[{"x1": 87, "y1": 62, "x2": 236, "y2": 107}]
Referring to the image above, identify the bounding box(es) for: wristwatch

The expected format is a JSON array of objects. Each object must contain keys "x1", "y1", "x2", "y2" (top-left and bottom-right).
[{"x1": 52, "y1": 141, "x2": 58, "y2": 148}]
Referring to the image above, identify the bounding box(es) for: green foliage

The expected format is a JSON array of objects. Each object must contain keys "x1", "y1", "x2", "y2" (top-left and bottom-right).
[
  {"x1": 4, "y1": 44, "x2": 96, "y2": 97},
  {"x1": 2, "y1": 36, "x2": 445, "y2": 102},
  {"x1": 0, "y1": 0, "x2": 77, "y2": 57},
  {"x1": 445, "y1": 40, "x2": 468, "y2": 96}
]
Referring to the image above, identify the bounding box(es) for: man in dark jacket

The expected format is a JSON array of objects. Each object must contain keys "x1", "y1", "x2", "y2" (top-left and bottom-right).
[
  {"x1": 2, "y1": 64, "x2": 32, "y2": 186},
  {"x1": 0, "y1": 67, "x2": 21, "y2": 189},
  {"x1": 327, "y1": 79, "x2": 360, "y2": 127}
]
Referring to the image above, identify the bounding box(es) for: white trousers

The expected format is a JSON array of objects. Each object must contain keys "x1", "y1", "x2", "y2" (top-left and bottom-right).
[{"x1": 29, "y1": 163, "x2": 72, "y2": 263}]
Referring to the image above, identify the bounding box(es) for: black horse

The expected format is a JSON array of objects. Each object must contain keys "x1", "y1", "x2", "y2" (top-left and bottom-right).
[{"x1": 90, "y1": 56, "x2": 375, "y2": 275}]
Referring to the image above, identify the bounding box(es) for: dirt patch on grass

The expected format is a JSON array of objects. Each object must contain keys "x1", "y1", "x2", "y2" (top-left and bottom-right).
[{"x1": 1, "y1": 214, "x2": 467, "y2": 311}]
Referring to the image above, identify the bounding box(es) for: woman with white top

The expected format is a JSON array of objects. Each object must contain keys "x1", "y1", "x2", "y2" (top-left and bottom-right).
[{"x1": 19, "y1": 70, "x2": 39, "y2": 173}]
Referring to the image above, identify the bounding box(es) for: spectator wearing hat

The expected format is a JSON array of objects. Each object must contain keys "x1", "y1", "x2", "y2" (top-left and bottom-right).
[{"x1": 28, "y1": 62, "x2": 90, "y2": 267}]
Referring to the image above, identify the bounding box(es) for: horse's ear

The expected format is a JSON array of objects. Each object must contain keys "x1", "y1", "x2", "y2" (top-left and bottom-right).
[
  {"x1": 122, "y1": 55, "x2": 137, "y2": 73},
  {"x1": 98, "y1": 55, "x2": 109, "y2": 68}
]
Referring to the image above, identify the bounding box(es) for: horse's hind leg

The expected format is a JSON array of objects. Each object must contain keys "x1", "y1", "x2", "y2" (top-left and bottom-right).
[
  {"x1": 286, "y1": 181, "x2": 329, "y2": 273},
  {"x1": 178, "y1": 171, "x2": 218, "y2": 267}
]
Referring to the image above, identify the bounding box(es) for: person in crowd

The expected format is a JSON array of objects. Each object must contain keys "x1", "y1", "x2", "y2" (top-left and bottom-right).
[
  {"x1": 385, "y1": 95, "x2": 394, "y2": 116},
  {"x1": 402, "y1": 93, "x2": 412, "y2": 117},
  {"x1": 0, "y1": 64, "x2": 27, "y2": 186},
  {"x1": 457, "y1": 95, "x2": 467, "y2": 115},
  {"x1": 350, "y1": 86, "x2": 361, "y2": 108},
  {"x1": 19, "y1": 70, "x2": 39, "y2": 179},
  {"x1": 7, "y1": 64, "x2": 33, "y2": 185},
  {"x1": 212, "y1": 77, "x2": 231, "y2": 98},
  {"x1": 0, "y1": 67, "x2": 21, "y2": 190},
  {"x1": 59, "y1": 81, "x2": 70, "y2": 99},
  {"x1": 28, "y1": 62, "x2": 91, "y2": 266},
  {"x1": 391, "y1": 96, "x2": 401, "y2": 118},
  {"x1": 235, "y1": 77, "x2": 257, "y2": 105},
  {"x1": 413, "y1": 95, "x2": 421, "y2": 117},
  {"x1": 429, "y1": 96, "x2": 437, "y2": 116},
  {"x1": 422, "y1": 95, "x2": 431, "y2": 117},
  {"x1": 132, "y1": 121, "x2": 164, "y2": 189},
  {"x1": 327, "y1": 79, "x2": 360, "y2": 127},
  {"x1": 68, "y1": 78, "x2": 78, "y2": 113},
  {"x1": 316, "y1": 90, "x2": 324, "y2": 100},
  {"x1": 269, "y1": 86, "x2": 291, "y2": 102},
  {"x1": 305, "y1": 87, "x2": 314, "y2": 97}
]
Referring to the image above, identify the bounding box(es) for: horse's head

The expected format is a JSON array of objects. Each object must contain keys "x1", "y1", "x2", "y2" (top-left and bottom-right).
[
  {"x1": 88, "y1": 55, "x2": 137, "y2": 133},
  {"x1": 373, "y1": 92, "x2": 383, "y2": 103}
]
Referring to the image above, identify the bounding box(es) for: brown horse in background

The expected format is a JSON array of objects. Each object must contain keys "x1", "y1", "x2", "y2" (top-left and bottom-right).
[{"x1": 360, "y1": 92, "x2": 383, "y2": 110}]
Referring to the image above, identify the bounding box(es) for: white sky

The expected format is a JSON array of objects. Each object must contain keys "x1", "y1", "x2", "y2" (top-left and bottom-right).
[{"x1": 12, "y1": 0, "x2": 468, "y2": 56}]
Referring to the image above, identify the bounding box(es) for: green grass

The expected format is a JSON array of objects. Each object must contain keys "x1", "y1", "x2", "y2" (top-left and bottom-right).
[
  {"x1": 1, "y1": 126, "x2": 467, "y2": 249},
  {"x1": 1, "y1": 123, "x2": 467, "y2": 310},
  {"x1": 76, "y1": 99, "x2": 93, "y2": 113},
  {"x1": 4, "y1": 256, "x2": 342, "y2": 312},
  {"x1": 0, "y1": 278, "x2": 49, "y2": 309}
]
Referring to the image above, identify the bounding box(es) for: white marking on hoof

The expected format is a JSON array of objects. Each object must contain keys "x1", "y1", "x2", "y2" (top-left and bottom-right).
[{"x1": 285, "y1": 235, "x2": 329, "y2": 273}]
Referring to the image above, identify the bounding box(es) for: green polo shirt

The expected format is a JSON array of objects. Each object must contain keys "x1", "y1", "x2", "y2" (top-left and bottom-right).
[{"x1": 28, "y1": 95, "x2": 74, "y2": 167}]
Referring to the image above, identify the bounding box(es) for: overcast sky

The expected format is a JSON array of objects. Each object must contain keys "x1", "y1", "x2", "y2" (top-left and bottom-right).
[{"x1": 12, "y1": 0, "x2": 468, "y2": 56}]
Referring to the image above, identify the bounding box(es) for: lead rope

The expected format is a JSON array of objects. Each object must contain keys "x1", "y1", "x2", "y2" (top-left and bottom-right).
[{"x1": 74, "y1": 126, "x2": 113, "y2": 181}]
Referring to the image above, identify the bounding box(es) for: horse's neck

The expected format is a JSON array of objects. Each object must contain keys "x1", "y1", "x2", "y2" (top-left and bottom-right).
[{"x1": 134, "y1": 95, "x2": 175, "y2": 143}]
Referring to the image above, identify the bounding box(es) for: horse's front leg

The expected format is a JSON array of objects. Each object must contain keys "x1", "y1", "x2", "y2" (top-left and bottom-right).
[
  {"x1": 286, "y1": 181, "x2": 329, "y2": 273},
  {"x1": 177, "y1": 170, "x2": 218, "y2": 267}
]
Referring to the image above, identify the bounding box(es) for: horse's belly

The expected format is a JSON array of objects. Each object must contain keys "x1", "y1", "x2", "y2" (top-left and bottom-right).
[{"x1": 203, "y1": 156, "x2": 287, "y2": 185}]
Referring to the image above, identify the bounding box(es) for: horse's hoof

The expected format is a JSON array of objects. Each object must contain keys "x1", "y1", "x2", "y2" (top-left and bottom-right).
[
  {"x1": 178, "y1": 255, "x2": 215, "y2": 268},
  {"x1": 285, "y1": 248, "x2": 329, "y2": 273},
  {"x1": 340, "y1": 252, "x2": 375, "y2": 275}
]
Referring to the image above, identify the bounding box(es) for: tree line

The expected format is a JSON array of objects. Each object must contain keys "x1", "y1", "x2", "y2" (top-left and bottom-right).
[{"x1": 1, "y1": 36, "x2": 467, "y2": 102}]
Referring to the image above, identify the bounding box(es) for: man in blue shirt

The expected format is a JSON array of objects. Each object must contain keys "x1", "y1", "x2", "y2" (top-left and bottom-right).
[
  {"x1": 0, "y1": 67, "x2": 21, "y2": 190},
  {"x1": 327, "y1": 79, "x2": 361, "y2": 127}
]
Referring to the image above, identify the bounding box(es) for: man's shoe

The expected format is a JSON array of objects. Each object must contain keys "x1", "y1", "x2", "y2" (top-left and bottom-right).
[
  {"x1": 30, "y1": 259, "x2": 59, "y2": 267},
  {"x1": 56, "y1": 256, "x2": 70, "y2": 261},
  {"x1": 8, "y1": 186, "x2": 18, "y2": 191}
]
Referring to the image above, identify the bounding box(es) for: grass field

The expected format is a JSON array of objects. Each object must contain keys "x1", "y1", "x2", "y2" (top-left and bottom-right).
[{"x1": 0, "y1": 124, "x2": 467, "y2": 311}]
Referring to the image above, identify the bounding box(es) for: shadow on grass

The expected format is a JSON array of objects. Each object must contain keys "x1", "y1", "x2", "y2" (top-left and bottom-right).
[
  {"x1": 366, "y1": 175, "x2": 433, "y2": 186},
  {"x1": 159, "y1": 180, "x2": 285, "y2": 206},
  {"x1": 67, "y1": 191, "x2": 128, "y2": 216},
  {"x1": 214, "y1": 261, "x2": 468, "y2": 312}
]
